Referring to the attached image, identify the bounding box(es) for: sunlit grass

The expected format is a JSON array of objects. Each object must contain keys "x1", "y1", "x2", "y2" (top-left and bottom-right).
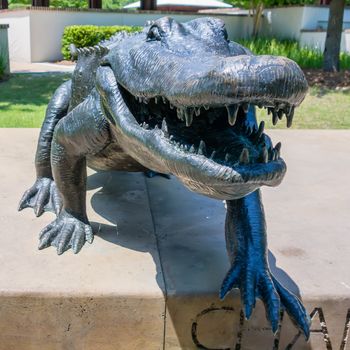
[{"x1": 238, "y1": 38, "x2": 350, "y2": 69}]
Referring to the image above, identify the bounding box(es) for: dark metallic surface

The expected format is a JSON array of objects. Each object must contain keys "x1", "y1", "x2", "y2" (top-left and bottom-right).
[{"x1": 18, "y1": 17, "x2": 310, "y2": 337}]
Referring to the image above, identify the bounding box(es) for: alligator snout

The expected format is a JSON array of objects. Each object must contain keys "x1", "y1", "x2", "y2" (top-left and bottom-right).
[{"x1": 167, "y1": 55, "x2": 308, "y2": 109}]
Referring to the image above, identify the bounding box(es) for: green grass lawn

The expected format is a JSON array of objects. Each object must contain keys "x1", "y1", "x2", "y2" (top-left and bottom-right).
[{"x1": 0, "y1": 73, "x2": 349, "y2": 128}]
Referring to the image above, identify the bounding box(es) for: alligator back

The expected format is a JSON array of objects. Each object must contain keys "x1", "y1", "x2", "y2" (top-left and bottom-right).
[{"x1": 68, "y1": 31, "x2": 137, "y2": 112}]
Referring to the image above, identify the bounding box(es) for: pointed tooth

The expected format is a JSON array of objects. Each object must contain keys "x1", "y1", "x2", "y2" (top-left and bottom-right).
[
  {"x1": 161, "y1": 119, "x2": 169, "y2": 136},
  {"x1": 198, "y1": 140, "x2": 206, "y2": 155},
  {"x1": 154, "y1": 97, "x2": 158, "y2": 104},
  {"x1": 274, "y1": 142, "x2": 281, "y2": 158},
  {"x1": 144, "y1": 123, "x2": 149, "y2": 129},
  {"x1": 185, "y1": 109, "x2": 193, "y2": 127},
  {"x1": 177, "y1": 108, "x2": 183, "y2": 121},
  {"x1": 143, "y1": 98, "x2": 149, "y2": 104},
  {"x1": 225, "y1": 153, "x2": 232, "y2": 163},
  {"x1": 210, "y1": 151, "x2": 216, "y2": 159},
  {"x1": 272, "y1": 110, "x2": 278, "y2": 126},
  {"x1": 169, "y1": 104, "x2": 174, "y2": 109},
  {"x1": 162, "y1": 96, "x2": 167, "y2": 104},
  {"x1": 189, "y1": 145, "x2": 196, "y2": 153},
  {"x1": 242, "y1": 103, "x2": 249, "y2": 113},
  {"x1": 260, "y1": 146, "x2": 268, "y2": 163},
  {"x1": 256, "y1": 121, "x2": 265, "y2": 140},
  {"x1": 277, "y1": 110, "x2": 283, "y2": 120},
  {"x1": 286, "y1": 107, "x2": 294, "y2": 128},
  {"x1": 169, "y1": 135, "x2": 174, "y2": 141},
  {"x1": 195, "y1": 107, "x2": 201, "y2": 116},
  {"x1": 226, "y1": 105, "x2": 238, "y2": 126},
  {"x1": 239, "y1": 148, "x2": 249, "y2": 164},
  {"x1": 204, "y1": 105, "x2": 209, "y2": 110},
  {"x1": 273, "y1": 149, "x2": 278, "y2": 161}
]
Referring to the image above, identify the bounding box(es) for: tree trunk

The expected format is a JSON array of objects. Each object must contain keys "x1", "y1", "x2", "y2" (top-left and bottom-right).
[
  {"x1": 32, "y1": 0, "x2": 50, "y2": 6},
  {"x1": 1, "y1": 0, "x2": 8, "y2": 9},
  {"x1": 140, "y1": 0, "x2": 156, "y2": 10},
  {"x1": 89, "y1": 0, "x2": 102, "y2": 8},
  {"x1": 323, "y1": 0, "x2": 346, "y2": 72}
]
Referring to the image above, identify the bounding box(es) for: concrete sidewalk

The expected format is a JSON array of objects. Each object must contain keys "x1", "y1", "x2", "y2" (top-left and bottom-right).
[
  {"x1": 0, "y1": 129, "x2": 349, "y2": 349},
  {"x1": 10, "y1": 61, "x2": 75, "y2": 73}
]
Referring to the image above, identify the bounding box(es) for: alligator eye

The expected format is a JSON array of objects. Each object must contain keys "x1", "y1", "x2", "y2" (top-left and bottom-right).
[{"x1": 147, "y1": 26, "x2": 161, "y2": 41}]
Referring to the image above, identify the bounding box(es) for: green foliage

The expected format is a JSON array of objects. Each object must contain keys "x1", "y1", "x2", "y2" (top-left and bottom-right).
[
  {"x1": 50, "y1": 0, "x2": 88, "y2": 8},
  {"x1": 238, "y1": 37, "x2": 350, "y2": 69},
  {"x1": 102, "y1": 0, "x2": 134, "y2": 9},
  {"x1": 61, "y1": 25, "x2": 142, "y2": 60}
]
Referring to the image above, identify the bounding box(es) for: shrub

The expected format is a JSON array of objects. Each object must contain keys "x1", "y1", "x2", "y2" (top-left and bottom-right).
[
  {"x1": 61, "y1": 25, "x2": 142, "y2": 60},
  {"x1": 238, "y1": 37, "x2": 350, "y2": 70}
]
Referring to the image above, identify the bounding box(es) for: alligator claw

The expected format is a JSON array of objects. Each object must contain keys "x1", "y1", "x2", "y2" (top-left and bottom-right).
[
  {"x1": 38, "y1": 210, "x2": 93, "y2": 255},
  {"x1": 18, "y1": 177, "x2": 62, "y2": 216},
  {"x1": 220, "y1": 263, "x2": 310, "y2": 338}
]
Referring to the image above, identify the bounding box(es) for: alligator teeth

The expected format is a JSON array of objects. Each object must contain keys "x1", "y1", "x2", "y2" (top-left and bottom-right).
[
  {"x1": 198, "y1": 140, "x2": 206, "y2": 155},
  {"x1": 162, "y1": 97, "x2": 167, "y2": 104},
  {"x1": 225, "y1": 153, "x2": 234, "y2": 163},
  {"x1": 260, "y1": 146, "x2": 268, "y2": 163},
  {"x1": 143, "y1": 98, "x2": 149, "y2": 104},
  {"x1": 239, "y1": 148, "x2": 249, "y2": 164},
  {"x1": 242, "y1": 103, "x2": 249, "y2": 113},
  {"x1": 286, "y1": 107, "x2": 294, "y2": 128},
  {"x1": 210, "y1": 151, "x2": 216, "y2": 159},
  {"x1": 161, "y1": 119, "x2": 169, "y2": 136},
  {"x1": 256, "y1": 121, "x2": 265, "y2": 140},
  {"x1": 272, "y1": 110, "x2": 278, "y2": 126},
  {"x1": 226, "y1": 105, "x2": 238, "y2": 126},
  {"x1": 169, "y1": 104, "x2": 174, "y2": 109},
  {"x1": 177, "y1": 108, "x2": 184, "y2": 121},
  {"x1": 195, "y1": 107, "x2": 201, "y2": 116},
  {"x1": 142, "y1": 122, "x2": 149, "y2": 129},
  {"x1": 185, "y1": 109, "x2": 193, "y2": 127},
  {"x1": 189, "y1": 144, "x2": 196, "y2": 153},
  {"x1": 274, "y1": 142, "x2": 281, "y2": 158},
  {"x1": 204, "y1": 105, "x2": 209, "y2": 110},
  {"x1": 154, "y1": 97, "x2": 158, "y2": 104}
]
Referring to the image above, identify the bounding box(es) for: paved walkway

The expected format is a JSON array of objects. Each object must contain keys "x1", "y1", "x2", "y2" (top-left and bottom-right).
[
  {"x1": 10, "y1": 61, "x2": 75, "y2": 73},
  {"x1": 0, "y1": 129, "x2": 349, "y2": 349}
]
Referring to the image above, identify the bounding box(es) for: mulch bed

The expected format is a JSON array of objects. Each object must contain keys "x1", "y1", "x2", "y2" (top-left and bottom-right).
[{"x1": 303, "y1": 69, "x2": 350, "y2": 89}]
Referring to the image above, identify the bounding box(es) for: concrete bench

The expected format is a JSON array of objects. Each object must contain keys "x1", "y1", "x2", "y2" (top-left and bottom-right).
[{"x1": 0, "y1": 129, "x2": 349, "y2": 349}]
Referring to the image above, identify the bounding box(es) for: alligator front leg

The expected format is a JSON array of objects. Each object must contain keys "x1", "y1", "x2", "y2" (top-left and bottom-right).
[
  {"x1": 220, "y1": 190, "x2": 310, "y2": 338},
  {"x1": 18, "y1": 80, "x2": 72, "y2": 216},
  {"x1": 38, "y1": 91, "x2": 110, "y2": 254}
]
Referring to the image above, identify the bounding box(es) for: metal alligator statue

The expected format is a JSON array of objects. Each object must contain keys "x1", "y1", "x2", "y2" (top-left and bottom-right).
[{"x1": 18, "y1": 17, "x2": 310, "y2": 338}]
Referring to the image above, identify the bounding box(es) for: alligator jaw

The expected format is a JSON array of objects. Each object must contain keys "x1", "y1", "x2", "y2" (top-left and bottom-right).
[{"x1": 101, "y1": 75, "x2": 287, "y2": 200}]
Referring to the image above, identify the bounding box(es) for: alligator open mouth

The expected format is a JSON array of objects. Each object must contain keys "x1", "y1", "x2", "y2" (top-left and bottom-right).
[{"x1": 115, "y1": 83, "x2": 290, "y2": 199}]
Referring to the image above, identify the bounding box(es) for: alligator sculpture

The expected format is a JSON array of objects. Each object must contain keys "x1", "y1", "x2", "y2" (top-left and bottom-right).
[{"x1": 18, "y1": 17, "x2": 310, "y2": 338}]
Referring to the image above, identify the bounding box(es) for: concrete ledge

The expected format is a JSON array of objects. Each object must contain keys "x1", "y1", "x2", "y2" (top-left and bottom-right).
[{"x1": 0, "y1": 129, "x2": 349, "y2": 349}]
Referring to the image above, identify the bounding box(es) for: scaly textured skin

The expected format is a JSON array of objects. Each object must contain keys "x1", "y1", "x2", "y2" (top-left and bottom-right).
[{"x1": 18, "y1": 17, "x2": 310, "y2": 337}]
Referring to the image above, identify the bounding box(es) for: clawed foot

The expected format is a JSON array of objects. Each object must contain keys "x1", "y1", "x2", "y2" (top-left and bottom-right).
[
  {"x1": 38, "y1": 210, "x2": 93, "y2": 255},
  {"x1": 220, "y1": 261, "x2": 310, "y2": 339},
  {"x1": 18, "y1": 177, "x2": 62, "y2": 216}
]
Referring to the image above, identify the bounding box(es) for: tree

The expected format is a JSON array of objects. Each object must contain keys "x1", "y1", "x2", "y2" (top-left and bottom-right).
[
  {"x1": 1, "y1": 0, "x2": 9, "y2": 9},
  {"x1": 140, "y1": 0, "x2": 156, "y2": 10},
  {"x1": 323, "y1": 0, "x2": 346, "y2": 72}
]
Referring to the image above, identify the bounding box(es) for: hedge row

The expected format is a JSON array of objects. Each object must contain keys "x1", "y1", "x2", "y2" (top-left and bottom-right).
[{"x1": 61, "y1": 25, "x2": 142, "y2": 60}]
